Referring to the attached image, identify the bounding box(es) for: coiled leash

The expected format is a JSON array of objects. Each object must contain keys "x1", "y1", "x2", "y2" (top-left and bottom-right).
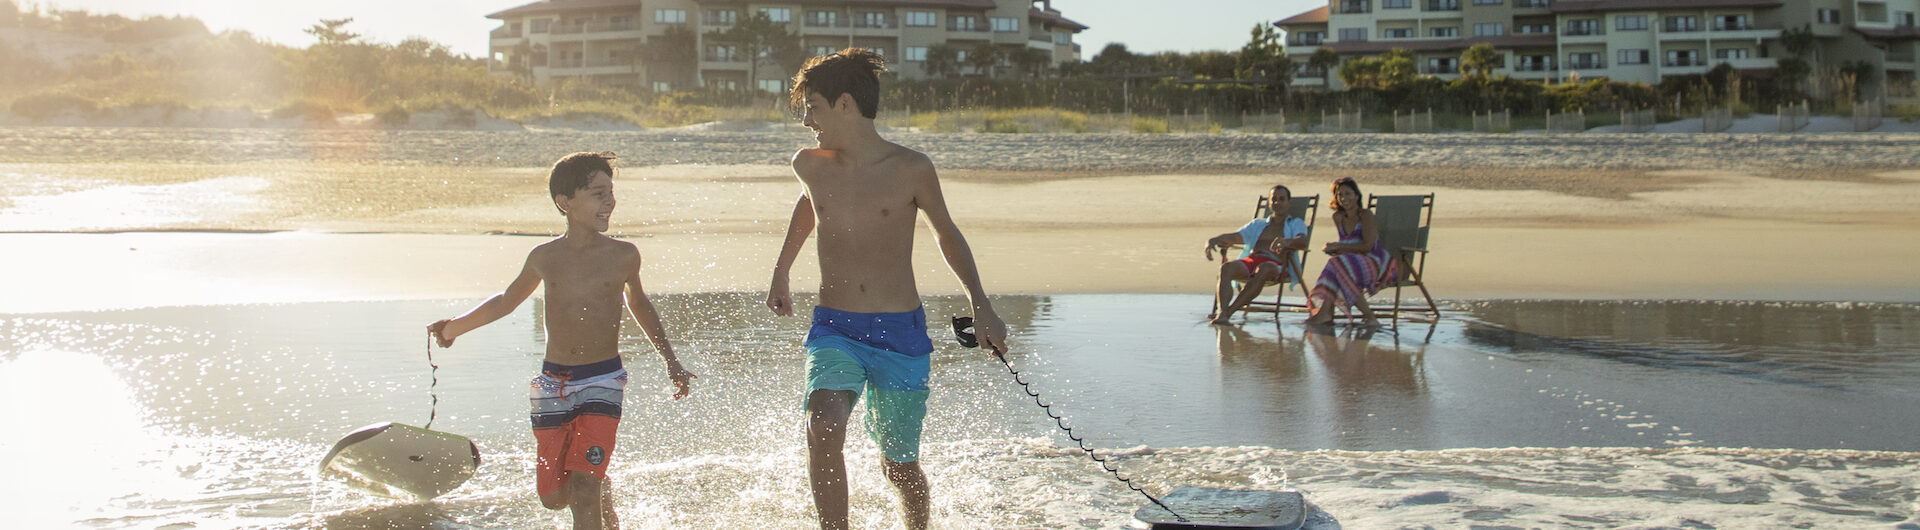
[
  {"x1": 425, "y1": 332, "x2": 442, "y2": 430},
  {"x1": 953, "y1": 317, "x2": 1185, "y2": 521}
]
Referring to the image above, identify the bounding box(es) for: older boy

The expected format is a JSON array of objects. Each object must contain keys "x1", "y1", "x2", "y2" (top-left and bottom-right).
[
  {"x1": 428, "y1": 152, "x2": 694, "y2": 530},
  {"x1": 1205, "y1": 184, "x2": 1310, "y2": 324},
  {"x1": 765, "y1": 49, "x2": 1008, "y2": 530}
]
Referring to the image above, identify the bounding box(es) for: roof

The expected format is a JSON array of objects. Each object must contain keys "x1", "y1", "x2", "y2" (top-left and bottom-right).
[
  {"x1": 487, "y1": 0, "x2": 642, "y2": 19},
  {"x1": 1275, "y1": 6, "x2": 1329, "y2": 26},
  {"x1": 1029, "y1": 8, "x2": 1088, "y2": 31},
  {"x1": 1316, "y1": 35, "x2": 1558, "y2": 54},
  {"x1": 1854, "y1": 26, "x2": 1920, "y2": 40},
  {"x1": 691, "y1": 0, "x2": 998, "y2": 8},
  {"x1": 1550, "y1": 0, "x2": 1781, "y2": 14}
]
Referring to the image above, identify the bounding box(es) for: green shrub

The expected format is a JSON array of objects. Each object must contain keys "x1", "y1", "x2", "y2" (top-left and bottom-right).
[
  {"x1": 376, "y1": 104, "x2": 410, "y2": 126},
  {"x1": 1131, "y1": 116, "x2": 1169, "y2": 133}
]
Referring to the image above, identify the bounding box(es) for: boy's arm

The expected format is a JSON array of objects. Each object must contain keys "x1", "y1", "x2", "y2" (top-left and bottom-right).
[
  {"x1": 910, "y1": 158, "x2": 1007, "y2": 356},
  {"x1": 766, "y1": 192, "x2": 815, "y2": 316},
  {"x1": 624, "y1": 247, "x2": 693, "y2": 399},
  {"x1": 428, "y1": 252, "x2": 542, "y2": 347}
]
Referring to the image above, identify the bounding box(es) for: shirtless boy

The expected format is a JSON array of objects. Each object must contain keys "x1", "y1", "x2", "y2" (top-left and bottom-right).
[
  {"x1": 765, "y1": 49, "x2": 1008, "y2": 530},
  {"x1": 428, "y1": 152, "x2": 694, "y2": 530}
]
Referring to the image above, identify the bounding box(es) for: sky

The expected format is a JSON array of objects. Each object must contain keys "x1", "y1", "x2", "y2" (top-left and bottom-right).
[{"x1": 22, "y1": 0, "x2": 1325, "y2": 58}]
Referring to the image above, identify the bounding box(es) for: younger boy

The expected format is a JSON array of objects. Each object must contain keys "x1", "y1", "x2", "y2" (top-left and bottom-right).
[
  {"x1": 1205, "y1": 184, "x2": 1310, "y2": 324},
  {"x1": 765, "y1": 49, "x2": 1008, "y2": 530},
  {"x1": 428, "y1": 152, "x2": 694, "y2": 530}
]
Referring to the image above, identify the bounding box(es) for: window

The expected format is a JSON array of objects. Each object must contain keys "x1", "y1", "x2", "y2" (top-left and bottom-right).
[
  {"x1": 1294, "y1": 31, "x2": 1326, "y2": 45},
  {"x1": 955, "y1": 49, "x2": 969, "y2": 62},
  {"x1": 1666, "y1": 49, "x2": 1699, "y2": 66},
  {"x1": 608, "y1": 16, "x2": 633, "y2": 30},
  {"x1": 760, "y1": 8, "x2": 791, "y2": 23},
  {"x1": 1384, "y1": 28, "x2": 1413, "y2": 38},
  {"x1": 705, "y1": 45, "x2": 739, "y2": 62},
  {"x1": 1714, "y1": 48, "x2": 1750, "y2": 59},
  {"x1": 1567, "y1": 52, "x2": 1602, "y2": 69},
  {"x1": 1054, "y1": 32, "x2": 1072, "y2": 44},
  {"x1": 1664, "y1": 16, "x2": 1698, "y2": 32},
  {"x1": 1617, "y1": 49, "x2": 1649, "y2": 64},
  {"x1": 1473, "y1": 22, "x2": 1504, "y2": 36},
  {"x1": 1713, "y1": 15, "x2": 1748, "y2": 31},
  {"x1": 1515, "y1": 0, "x2": 1549, "y2": 7},
  {"x1": 1896, "y1": 11, "x2": 1916, "y2": 27},
  {"x1": 949, "y1": 15, "x2": 980, "y2": 31},
  {"x1": 1518, "y1": 23, "x2": 1552, "y2": 34},
  {"x1": 705, "y1": 9, "x2": 738, "y2": 26},
  {"x1": 530, "y1": 18, "x2": 551, "y2": 33},
  {"x1": 1430, "y1": 26, "x2": 1458, "y2": 37},
  {"x1": 1817, "y1": 9, "x2": 1841, "y2": 24},
  {"x1": 1474, "y1": 0, "x2": 1501, "y2": 5},
  {"x1": 858, "y1": 12, "x2": 891, "y2": 28},
  {"x1": 1426, "y1": 0, "x2": 1459, "y2": 10},
  {"x1": 1384, "y1": 0, "x2": 1411, "y2": 8},
  {"x1": 869, "y1": 47, "x2": 889, "y2": 59},
  {"x1": 653, "y1": 81, "x2": 672, "y2": 92},
  {"x1": 757, "y1": 79, "x2": 783, "y2": 93},
  {"x1": 992, "y1": 17, "x2": 1018, "y2": 32},
  {"x1": 656, "y1": 9, "x2": 687, "y2": 24},
  {"x1": 1616, "y1": 15, "x2": 1646, "y2": 31},
  {"x1": 1338, "y1": 28, "x2": 1369, "y2": 41},
  {"x1": 806, "y1": 45, "x2": 834, "y2": 57},
  {"x1": 904, "y1": 46, "x2": 929, "y2": 62},
  {"x1": 1339, "y1": 0, "x2": 1370, "y2": 13},
  {"x1": 807, "y1": 10, "x2": 839, "y2": 27},
  {"x1": 1565, "y1": 19, "x2": 1598, "y2": 36},
  {"x1": 905, "y1": 11, "x2": 936, "y2": 27},
  {"x1": 1426, "y1": 57, "x2": 1457, "y2": 74}
]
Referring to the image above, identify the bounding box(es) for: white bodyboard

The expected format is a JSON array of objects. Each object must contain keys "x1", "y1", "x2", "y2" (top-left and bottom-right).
[
  {"x1": 1131, "y1": 487, "x2": 1307, "y2": 530},
  {"x1": 319, "y1": 422, "x2": 480, "y2": 500}
]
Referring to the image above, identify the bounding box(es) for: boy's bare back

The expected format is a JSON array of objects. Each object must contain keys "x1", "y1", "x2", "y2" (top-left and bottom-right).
[
  {"x1": 793, "y1": 141, "x2": 941, "y2": 314},
  {"x1": 526, "y1": 234, "x2": 644, "y2": 364}
]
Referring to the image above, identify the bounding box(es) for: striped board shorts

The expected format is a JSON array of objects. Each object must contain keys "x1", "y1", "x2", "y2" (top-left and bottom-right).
[{"x1": 529, "y1": 357, "x2": 626, "y2": 496}]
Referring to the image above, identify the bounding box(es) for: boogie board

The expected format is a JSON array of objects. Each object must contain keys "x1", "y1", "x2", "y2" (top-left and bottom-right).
[
  {"x1": 1131, "y1": 487, "x2": 1307, "y2": 530},
  {"x1": 318, "y1": 422, "x2": 481, "y2": 500}
]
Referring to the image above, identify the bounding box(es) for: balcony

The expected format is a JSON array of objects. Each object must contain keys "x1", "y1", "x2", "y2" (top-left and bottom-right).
[
  {"x1": 1662, "y1": 56, "x2": 1776, "y2": 74},
  {"x1": 1566, "y1": 60, "x2": 1606, "y2": 69},
  {"x1": 1514, "y1": 0, "x2": 1549, "y2": 7},
  {"x1": 1292, "y1": 36, "x2": 1324, "y2": 46},
  {"x1": 490, "y1": 27, "x2": 523, "y2": 39},
  {"x1": 854, "y1": 15, "x2": 897, "y2": 30},
  {"x1": 1514, "y1": 62, "x2": 1554, "y2": 71},
  {"x1": 1339, "y1": 1, "x2": 1371, "y2": 14},
  {"x1": 1424, "y1": 0, "x2": 1460, "y2": 10}
]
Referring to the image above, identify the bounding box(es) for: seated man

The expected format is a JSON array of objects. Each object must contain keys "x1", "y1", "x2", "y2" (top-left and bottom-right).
[{"x1": 1205, "y1": 184, "x2": 1310, "y2": 324}]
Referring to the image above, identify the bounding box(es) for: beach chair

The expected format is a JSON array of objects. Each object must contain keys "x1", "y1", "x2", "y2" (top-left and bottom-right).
[
  {"x1": 1224, "y1": 194, "x2": 1319, "y2": 316},
  {"x1": 1367, "y1": 194, "x2": 1440, "y2": 323}
]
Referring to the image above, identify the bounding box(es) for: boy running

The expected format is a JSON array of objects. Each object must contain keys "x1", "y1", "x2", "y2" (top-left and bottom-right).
[
  {"x1": 429, "y1": 152, "x2": 694, "y2": 530},
  {"x1": 765, "y1": 49, "x2": 1008, "y2": 530}
]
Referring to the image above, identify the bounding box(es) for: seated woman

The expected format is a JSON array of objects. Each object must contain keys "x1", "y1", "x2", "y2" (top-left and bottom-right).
[
  {"x1": 1306, "y1": 177, "x2": 1399, "y2": 327},
  {"x1": 1205, "y1": 184, "x2": 1309, "y2": 325}
]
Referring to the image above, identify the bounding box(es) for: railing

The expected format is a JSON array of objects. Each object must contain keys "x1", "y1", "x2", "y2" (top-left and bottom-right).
[
  {"x1": 807, "y1": 18, "x2": 849, "y2": 28},
  {"x1": 1472, "y1": 109, "x2": 1511, "y2": 133},
  {"x1": 855, "y1": 16, "x2": 896, "y2": 29},
  {"x1": 490, "y1": 27, "x2": 522, "y2": 39},
  {"x1": 1712, "y1": 22, "x2": 1753, "y2": 31},
  {"x1": 1566, "y1": 60, "x2": 1606, "y2": 69},
  {"x1": 1425, "y1": 65, "x2": 1459, "y2": 74},
  {"x1": 1664, "y1": 58, "x2": 1703, "y2": 67},
  {"x1": 1293, "y1": 36, "x2": 1324, "y2": 46},
  {"x1": 1514, "y1": 63, "x2": 1554, "y2": 71},
  {"x1": 1340, "y1": 1, "x2": 1371, "y2": 13},
  {"x1": 1619, "y1": 109, "x2": 1656, "y2": 133},
  {"x1": 1701, "y1": 106, "x2": 1732, "y2": 132},
  {"x1": 1778, "y1": 101, "x2": 1810, "y2": 132},
  {"x1": 947, "y1": 22, "x2": 988, "y2": 32},
  {"x1": 1662, "y1": 23, "x2": 1702, "y2": 32},
  {"x1": 1425, "y1": 0, "x2": 1460, "y2": 10},
  {"x1": 1515, "y1": 0, "x2": 1549, "y2": 7},
  {"x1": 1564, "y1": 25, "x2": 1602, "y2": 36},
  {"x1": 703, "y1": 53, "x2": 745, "y2": 63},
  {"x1": 1545, "y1": 108, "x2": 1585, "y2": 134}
]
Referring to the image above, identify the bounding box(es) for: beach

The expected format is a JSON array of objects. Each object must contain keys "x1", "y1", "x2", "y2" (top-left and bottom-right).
[{"x1": 2, "y1": 126, "x2": 1919, "y2": 528}]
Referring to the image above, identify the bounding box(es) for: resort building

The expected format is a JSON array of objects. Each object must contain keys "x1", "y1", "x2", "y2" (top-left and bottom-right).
[
  {"x1": 484, "y1": 0, "x2": 1087, "y2": 91},
  {"x1": 1276, "y1": 0, "x2": 1918, "y2": 97}
]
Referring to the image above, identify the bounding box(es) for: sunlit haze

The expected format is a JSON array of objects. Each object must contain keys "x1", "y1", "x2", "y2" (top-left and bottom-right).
[{"x1": 29, "y1": 0, "x2": 1324, "y2": 57}]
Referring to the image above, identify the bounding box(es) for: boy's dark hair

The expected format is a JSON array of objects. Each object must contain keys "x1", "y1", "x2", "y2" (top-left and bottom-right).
[
  {"x1": 790, "y1": 48, "x2": 886, "y2": 119},
  {"x1": 549, "y1": 152, "x2": 616, "y2": 214}
]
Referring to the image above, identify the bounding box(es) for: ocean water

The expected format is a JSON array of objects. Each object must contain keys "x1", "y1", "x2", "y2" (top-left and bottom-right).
[{"x1": 2, "y1": 294, "x2": 1918, "y2": 528}]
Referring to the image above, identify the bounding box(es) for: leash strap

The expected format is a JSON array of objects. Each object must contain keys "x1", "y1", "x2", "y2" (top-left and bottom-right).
[{"x1": 425, "y1": 332, "x2": 441, "y2": 430}]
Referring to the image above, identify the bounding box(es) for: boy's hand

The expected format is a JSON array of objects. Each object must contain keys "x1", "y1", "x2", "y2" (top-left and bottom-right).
[
  {"x1": 766, "y1": 275, "x2": 794, "y2": 316},
  {"x1": 971, "y1": 307, "x2": 1010, "y2": 358},
  {"x1": 667, "y1": 362, "x2": 696, "y2": 400},
  {"x1": 427, "y1": 319, "x2": 455, "y2": 347}
]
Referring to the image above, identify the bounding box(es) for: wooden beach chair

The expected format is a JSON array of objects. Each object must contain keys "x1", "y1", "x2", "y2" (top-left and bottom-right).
[
  {"x1": 1367, "y1": 194, "x2": 1440, "y2": 323},
  {"x1": 1223, "y1": 194, "x2": 1319, "y2": 316}
]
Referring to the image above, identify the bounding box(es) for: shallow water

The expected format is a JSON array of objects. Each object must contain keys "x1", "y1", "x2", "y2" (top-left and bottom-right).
[{"x1": 3, "y1": 294, "x2": 1918, "y2": 528}]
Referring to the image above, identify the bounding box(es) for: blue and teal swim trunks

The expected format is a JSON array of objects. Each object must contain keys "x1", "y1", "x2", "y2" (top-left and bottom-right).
[{"x1": 804, "y1": 305, "x2": 934, "y2": 463}]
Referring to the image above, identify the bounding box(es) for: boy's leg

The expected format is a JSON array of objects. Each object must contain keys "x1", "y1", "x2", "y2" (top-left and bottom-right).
[
  {"x1": 601, "y1": 475, "x2": 619, "y2": 530},
  {"x1": 882, "y1": 459, "x2": 930, "y2": 530},
  {"x1": 807, "y1": 389, "x2": 859, "y2": 530},
  {"x1": 566, "y1": 472, "x2": 606, "y2": 530}
]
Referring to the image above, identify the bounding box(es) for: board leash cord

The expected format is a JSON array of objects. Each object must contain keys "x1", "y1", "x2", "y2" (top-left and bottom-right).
[
  {"x1": 994, "y1": 353, "x2": 1185, "y2": 521},
  {"x1": 425, "y1": 332, "x2": 441, "y2": 430}
]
